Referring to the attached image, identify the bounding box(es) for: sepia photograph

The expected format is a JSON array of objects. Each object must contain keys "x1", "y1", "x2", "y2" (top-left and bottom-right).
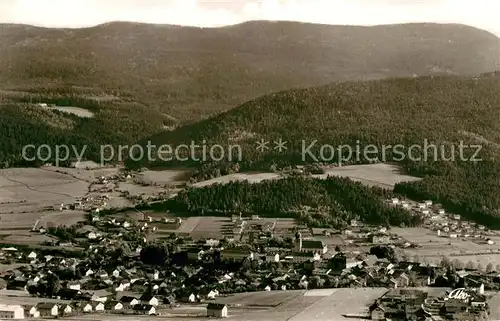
[{"x1": 1, "y1": 0, "x2": 500, "y2": 320}]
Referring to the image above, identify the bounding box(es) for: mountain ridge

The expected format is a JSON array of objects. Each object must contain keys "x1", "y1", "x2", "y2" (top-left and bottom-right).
[{"x1": 2, "y1": 21, "x2": 499, "y2": 123}]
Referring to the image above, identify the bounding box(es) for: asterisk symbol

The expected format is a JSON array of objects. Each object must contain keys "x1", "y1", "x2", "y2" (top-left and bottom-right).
[
  {"x1": 256, "y1": 139, "x2": 270, "y2": 152},
  {"x1": 274, "y1": 139, "x2": 287, "y2": 152}
]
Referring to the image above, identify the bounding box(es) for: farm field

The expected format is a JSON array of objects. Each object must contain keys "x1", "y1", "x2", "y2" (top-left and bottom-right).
[
  {"x1": 314, "y1": 163, "x2": 422, "y2": 188},
  {"x1": 192, "y1": 172, "x2": 281, "y2": 188},
  {"x1": 289, "y1": 288, "x2": 388, "y2": 321},
  {"x1": 189, "y1": 164, "x2": 420, "y2": 190},
  {"x1": 45, "y1": 106, "x2": 95, "y2": 118},
  {"x1": 0, "y1": 168, "x2": 88, "y2": 213},
  {"x1": 190, "y1": 216, "x2": 233, "y2": 239},
  {"x1": 0, "y1": 167, "x2": 97, "y2": 246},
  {"x1": 135, "y1": 169, "x2": 190, "y2": 186},
  {"x1": 44, "y1": 165, "x2": 121, "y2": 182},
  {"x1": 392, "y1": 227, "x2": 500, "y2": 266},
  {"x1": 216, "y1": 290, "x2": 306, "y2": 307}
]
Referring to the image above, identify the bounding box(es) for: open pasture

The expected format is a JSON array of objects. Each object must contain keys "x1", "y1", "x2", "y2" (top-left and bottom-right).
[
  {"x1": 189, "y1": 216, "x2": 232, "y2": 239},
  {"x1": 0, "y1": 168, "x2": 88, "y2": 213},
  {"x1": 393, "y1": 227, "x2": 500, "y2": 266},
  {"x1": 216, "y1": 290, "x2": 306, "y2": 307},
  {"x1": 135, "y1": 169, "x2": 190, "y2": 186},
  {"x1": 46, "y1": 106, "x2": 94, "y2": 118},
  {"x1": 188, "y1": 164, "x2": 419, "y2": 191},
  {"x1": 192, "y1": 172, "x2": 281, "y2": 188},
  {"x1": 288, "y1": 288, "x2": 388, "y2": 321},
  {"x1": 314, "y1": 163, "x2": 421, "y2": 189}
]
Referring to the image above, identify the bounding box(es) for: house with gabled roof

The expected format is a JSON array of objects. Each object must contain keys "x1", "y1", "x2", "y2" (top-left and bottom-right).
[
  {"x1": 133, "y1": 304, "x2": 156, "y2": 315},
  {"x1": 207, "y1": 303, "x2": 228, "y2": 318},
  {"x1": 105, "y1": 300, "x2": 124, "y2": 311},
  {"x1": 24, "y1": 305, "x2": 40, "y2": 318},
  {"x1": 119, "y1": 295, "x2": 140, "y2": 306},
  {"x1": 36, "y1": 303, "x2": 58, "y2": 317},
  {"x1": 92, "y1": 301, "x2": 105, "y2": 312},
  {"x1": 59, "y1": 304, "x2": 72, "y2": 316},
  {"x1": 300, "y1": 239, "x2": 328, "y2": 254},
  {"x1": 140, "y1": 293, "x2": 159, "y2": 306}
]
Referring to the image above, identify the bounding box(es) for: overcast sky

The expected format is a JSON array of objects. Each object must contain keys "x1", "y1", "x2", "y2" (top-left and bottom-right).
[{"x1": 1, "y1": 0, "x2": 499, "y2": 36}]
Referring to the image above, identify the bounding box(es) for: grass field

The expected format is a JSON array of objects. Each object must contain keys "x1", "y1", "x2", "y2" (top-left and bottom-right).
[
  {"x1": 45, "y1": 106, "x2": 95, "y2": 118},
  {"x1": 0, "y1": 167, "x2": 93, "y2": 246},
  {"x1": 0, "y1": 168, "x2": 88, "y2": 212},
  {"x1": 314, "y1": 163, "x2": 422, "y2": 188},
  {"x1": 136, "y1": 169, "x2": 190, "y2": 186},
  {"x1": 192, "y1": 172, "x2": 281, "y2": 188},
  {"x1": 189, "y1": 164, "x2": 420, "y2": 190},
  {"x1": 392, "y1": 227, "x2": 500, "y2": 266},
  {"x1": 190, "y1": 216, "x2": 233, "y2": 240}
]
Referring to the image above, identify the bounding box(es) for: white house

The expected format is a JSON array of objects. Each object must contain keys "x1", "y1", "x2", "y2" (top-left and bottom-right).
[
  {"x1": 188, "y1": 293, "x2": 196, "y2": 303},
  {"x1": 115, "y1": 281, "x2": 131, "y2": 292},
  {"x1": 85, "y1": 269, "x2": 94, "y2": 277},
  {"x1": 105, "y1": 301, "x2": 123, "y2": 311},
  {"x1": 88, "y1": 232, "x2": 99, "y2": 240},
  {"x1": 265, "y1": 253, "x2": 280, "y2": 263},
  {"x1": 141, "y1": 294, "x2": 159, "y2": 306},
  {"x1": 207, "y1": 290, "x2": 219, "y2": 300},
  {"x1": 91, "y1": 291, "x2": 110, "y2": 302},
  {"x1": 60, "y1": 304, "x2": 72, "y2": 315},
  {"x1": 82, "y1": 303, "x2": 93, "y2": 313},
  {"x1": 133, "y1": 304, "x2": 155, "y2": 315},
  {"x1": 27, "y1": 251, "x2": 37, "y2": 260},
  {"x1": 36, "y1": 303, "x2": 58, "y2": 317},
  {"x1": 97, "y1": 271, "x2": 108, "y2": 278},
  {"x1": 112, "y1": 269, "x2": 121, "y2": 278},
  {"x1": 0, "y1": 304, "x2": 24, "y2": 319},
  {"x1": 206, "y1": 303, "x2": 228, "y2": 318},
  {"x1": 28, "y1": 306, "x2": 40, "y2": 318},
  {"x1": 264, "y1": 285, "x2": 271, "y2": 291},
  {"x1": 67, "y1": 281, "x2": 81, "y2": 290},
  {"x1": 92, "y1": 302, "x2": 105, "y2": 312}
]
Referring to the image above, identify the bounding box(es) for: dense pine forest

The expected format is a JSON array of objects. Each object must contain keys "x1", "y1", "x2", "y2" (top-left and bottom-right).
[{"x1": 166, "y1": 176, "x2": 422, "y2": 228}]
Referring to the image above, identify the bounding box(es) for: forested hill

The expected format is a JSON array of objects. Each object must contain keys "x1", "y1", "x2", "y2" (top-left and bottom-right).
[
  {"x1": 2, "y1": 21, "x2": 500, "y2": 123},
  {"x1": 130, "y1": 72, "x2": 500, "y2": 228}
]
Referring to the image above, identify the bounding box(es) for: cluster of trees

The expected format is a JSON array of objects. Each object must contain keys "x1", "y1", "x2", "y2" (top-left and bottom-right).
[
  {"x1": 167, "y1": 176, "x2": 422, "y2": 228},
  {"x1": 46, "y1": 225, "x2": 81, "y2": 241},
  {"x1": 27, "y1": 274, "x2": 61, "y2": 297}
]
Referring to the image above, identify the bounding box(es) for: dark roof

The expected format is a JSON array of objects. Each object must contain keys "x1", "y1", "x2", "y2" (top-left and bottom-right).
[
  {"x1": 140, "y1": 293, "x2": 156, "y2": 301},
  {"x1": 119, "y1": 296, "x2": 139, "y2": 303},
  {"x1": 36, "y1": 303, "x2": 57, "y2": 309},
  {"x1": 207, "y1": 303, "x2": 226, "y2": 310},
  {"x1": 221, "y1": 248, "x2": 252, "y2": 255},
  {"x1": 133, "y1": 304, "x2": 154, "y2": 311},
  {"x1": 301, "y1": 240, "x2": 324, "y2": 249}
]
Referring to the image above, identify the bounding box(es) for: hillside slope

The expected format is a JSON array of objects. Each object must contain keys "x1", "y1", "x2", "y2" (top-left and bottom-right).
[
  {"x1": 1, "y1": 21, "x2": 500, "y2": 122},
  {"x1": 131, "y1": 72, "x2": 500, "y2": 227}
]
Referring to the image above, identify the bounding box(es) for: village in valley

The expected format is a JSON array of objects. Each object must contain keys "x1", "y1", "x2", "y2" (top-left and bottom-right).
[{"x1": 1, "y1": 165, "x2": 500, "y2": 321}]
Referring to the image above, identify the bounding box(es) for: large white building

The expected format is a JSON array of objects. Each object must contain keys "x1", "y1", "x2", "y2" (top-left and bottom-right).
[{"x1": 0, "y1": 304, "x2": 24, "y2": 319}]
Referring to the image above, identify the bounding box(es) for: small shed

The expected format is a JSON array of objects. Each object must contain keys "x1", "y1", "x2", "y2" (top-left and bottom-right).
[{"x1": 206, "y1": 303, "x2": 228, "y2": 318}]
